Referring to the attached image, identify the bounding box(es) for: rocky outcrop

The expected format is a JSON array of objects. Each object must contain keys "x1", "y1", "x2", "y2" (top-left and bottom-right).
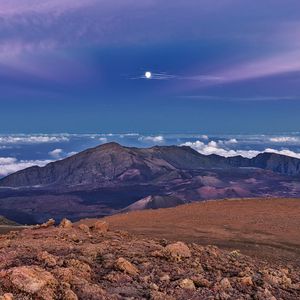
[
  {"x1": 0, "y1": 220, "x2": 299, "y2": 299},
  {"x1": 93, "y1": 221, "x2": 109, "y2": 232},
  {"x1": 59, "y1": 218, "x2": 73, "y2": 229}
]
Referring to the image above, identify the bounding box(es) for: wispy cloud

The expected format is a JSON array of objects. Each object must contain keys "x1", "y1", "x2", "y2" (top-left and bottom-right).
[
  {"x1": 138, "y1": 135, "x2": 165, "y2": 143},
  {"x1": 0, "y1": 135, "x2": 69, "y2": 145},
  {"x1": 269, "y1": 136, "x2": 300, "y2": 143},
  {"x1": 0, "y1": 0, "x2": 96, "y2": 16},
  {"x1": 179, "y1": 95, "x2": 299, "y2": 102},
  {"x1": 215, "y1": 50, "x2": 300, "y2": 84},
  {"x1": 131, "y1": 72, "x2": 223, "y2": 82},
  {"x1": 130, "y1": 72, "x2": 177, "y2": 80}
]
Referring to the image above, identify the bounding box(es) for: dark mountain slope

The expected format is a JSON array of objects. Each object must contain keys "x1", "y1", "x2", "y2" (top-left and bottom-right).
[
  {"x1": 0, "y1": 143, "x2": 300, "y2": 224},
  {"x1": 1, "y1": 143, "x2": 300, "y2": 189},
  {"x1": 250, "y1": 152, "x2": 300, "y2": 176}
]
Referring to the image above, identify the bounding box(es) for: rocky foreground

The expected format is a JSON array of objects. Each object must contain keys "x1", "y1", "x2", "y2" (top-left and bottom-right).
[{"x1": 0, "y1": 220, "x2": 299, "y2": 300}]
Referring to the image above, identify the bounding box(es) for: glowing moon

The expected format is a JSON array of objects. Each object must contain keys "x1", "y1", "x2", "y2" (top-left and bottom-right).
[{"x1": 145, "y1": 71, "x2": 152, "y2": 79}]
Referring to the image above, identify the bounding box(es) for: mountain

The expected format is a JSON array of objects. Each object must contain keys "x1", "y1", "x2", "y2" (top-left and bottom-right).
[
  {"x1": 0, "y1": 143, "x2": 214, "y2": 188},
  {"x1": 0, "y1": 142, "x2": 300, "y2": 224},
  {"x1": 1, "y1": 143, "x2": 300, "y2": 189}
]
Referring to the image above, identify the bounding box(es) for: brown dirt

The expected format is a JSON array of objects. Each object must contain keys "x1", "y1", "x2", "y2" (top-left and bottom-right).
[
  {"x1": 0, "y1": 219, "x2": 300, "y2": 299},
  {"x1": 95, "y1": 198, "x2": 300, "y2": 265}
]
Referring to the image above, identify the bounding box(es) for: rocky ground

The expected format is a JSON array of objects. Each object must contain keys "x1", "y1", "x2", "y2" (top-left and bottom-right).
[{"x1": 0, "y1": 219, "x2": 299, "y2": 300}]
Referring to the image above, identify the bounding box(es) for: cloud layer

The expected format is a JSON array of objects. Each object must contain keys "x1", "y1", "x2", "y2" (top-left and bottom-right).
[
  {"x1": 0, "y1": 157, "x2": 52, "y2": 177},
  {"x1": 0, "y1": 135, "x2": 69, "y2": 144}
]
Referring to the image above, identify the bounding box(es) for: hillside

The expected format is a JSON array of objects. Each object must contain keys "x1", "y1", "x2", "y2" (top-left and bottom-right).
[
  {"x1": 1, "y1": 143, "x2": 300, "y2": 224},
  {"x1": 1, "y1": 143, "x2": 300, "y2": 188},
  {"x1": 100, "y1": 198, "x2": 300, "y2": 265},
  {"x1": 0, "y1": 217, "x2": 299, "y2": 299}
]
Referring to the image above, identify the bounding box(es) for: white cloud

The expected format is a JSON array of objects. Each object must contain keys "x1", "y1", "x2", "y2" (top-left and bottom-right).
[
  {"x1": 0, "y1": 157, "x2": 52, "y2": 177},
  {"x1": 269, "y1": 136, "x2": 300, "y2": 143},
  {"x1": 0, "y1": 157, "x2": 16, "y2": 164},
  {"x1": 264, "y1": 148, "x2": 300, "y2": 159},
  {"x1": 0, "y1": 135, "x2": 69, "y2": 145},
  {"x1": 199, "y1": 135, "x2": 209, "y2": 140},
  {"x1": 182, "y1": 140, "x2": 260, "y2": 158},
  {"x1": 182, "y1": 140, "x2": 300, "y2": 159},
  {"x1": 48, "y1": 148, "x2": 63, "y2": 159},
  {"x1": 138, "y1": 135, "x2": 165, "y2": 143},
  {"x1": 99, "y1": 137, "x2": 108, "y2": 143},
  {"x1": 225, "y1": 138, "x2": 238, "y2": 144}
]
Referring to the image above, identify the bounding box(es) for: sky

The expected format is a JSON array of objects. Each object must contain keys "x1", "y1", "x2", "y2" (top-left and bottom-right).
[{"x1": 1, "y1": 0, "x2": 300, "y2": 134}]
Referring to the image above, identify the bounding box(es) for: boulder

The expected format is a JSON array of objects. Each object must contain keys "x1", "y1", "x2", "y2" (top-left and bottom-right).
[
  {"x1": 165, "y1": 242, "x2": 191, "y2": 259},
  {"x1": 0, "y1": 294, "x2": 14, "y2": 300},
  {"x1": 64, "y1": 289, "x2": 78, "y2": 300},
  {"x1": 78, "y1": 224, "x2": 90, "y2": 234},
  {"x1": 114, "y1": 258, "x2": 138, "y2": 276},
  {"x1": 220, "y1": 278, "x2": 232, "y2": 290},
  {"x1": 59, "y1": 218, "x2": 73, "y2": 229},
  {"x1": 93, "y1": 221, "x2": 109, "y2": 232},
  {"x1": 240, "y1": 276, "x2": 253, "y2": 286},
  {"x1": 179, "y1": 278, "x2": 196, "y2": 290},
  {"x1": 37, "y1": 251, "x2": 57, "y2": 267},
  {"x1": 5, "y1": 266, "x2": 57, "y2": 294},
  {"x1": 40, "y1": 219, "x2": 55, "y2": 228}
]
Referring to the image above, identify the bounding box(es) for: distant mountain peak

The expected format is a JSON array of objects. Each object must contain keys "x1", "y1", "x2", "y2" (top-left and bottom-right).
[{"x1": 0, "y1": 143, "x2": 300, "y2": 190}]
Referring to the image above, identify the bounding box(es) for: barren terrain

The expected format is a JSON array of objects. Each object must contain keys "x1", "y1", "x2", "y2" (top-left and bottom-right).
[
  {"x1": 97, "y1": 198, "x2": 300, "y2": 265},
  {"x1": 0, "y1": 217, "x2": 300, "y2": 299}
]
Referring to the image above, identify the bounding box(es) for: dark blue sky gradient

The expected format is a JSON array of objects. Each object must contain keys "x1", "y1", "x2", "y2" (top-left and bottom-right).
[{"x1": 1, "y1": 0, "x2": 300, "y2": 133}]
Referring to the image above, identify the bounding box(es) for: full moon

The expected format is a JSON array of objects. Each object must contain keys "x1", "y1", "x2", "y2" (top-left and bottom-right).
[{"x1": 145, "y1": 71, "x2": 152, "y2": 79}]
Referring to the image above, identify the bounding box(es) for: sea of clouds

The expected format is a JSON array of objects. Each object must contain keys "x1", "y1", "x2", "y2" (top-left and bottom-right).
[{"x1": 1, "y1": 133, "x2": 300, "y2": 177}]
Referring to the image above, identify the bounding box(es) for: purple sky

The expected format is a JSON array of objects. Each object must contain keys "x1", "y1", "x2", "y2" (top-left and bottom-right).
[{"x1": 1, "y1": 0, "x2": 300, "y2": 133}]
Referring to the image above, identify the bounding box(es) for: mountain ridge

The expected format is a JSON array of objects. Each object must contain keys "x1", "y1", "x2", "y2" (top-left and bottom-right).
[
  {"x1": 1, "y1": 142, "x2": 300, "y2": 188},
  {"x1": 0, "y1": 142, "x2": 300, "y2": 224}
]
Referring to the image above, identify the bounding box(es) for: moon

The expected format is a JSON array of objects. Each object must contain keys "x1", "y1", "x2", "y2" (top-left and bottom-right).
[{"x1": 145, "y1": 71, "x2": 152, "y2": 79}]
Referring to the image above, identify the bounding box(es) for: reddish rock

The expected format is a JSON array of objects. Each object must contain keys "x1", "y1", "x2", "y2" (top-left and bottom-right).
[
  {"x1": 240, "y1": 276, "x2": 253, "y2": 286},
  {"x1": 37, "y1": 251, "x2": 57, "y2": 267},
  {"x1": 150, "y1": 291, "x2": 175, "y2": 300},
  {"x1": 59, "y1": 218, "x2": 73, "y2": 229},
  {"x1": 0, "y1": 294, "x2": 14, "y2": 300},
  {"x1": 64, "y1": 289, "x2": 78, "y2": 300},
  {"x1": 40, "y1": 218, "x2": 55, "y2": 228},
  {"x1": 179, "y1": 278, "x2": 196, "y2": 290},
  {"x1": 65, "y1": 259, "x2": 91, "y2": 275},
  {"x1": 165, "y1": 242, "x2": 191, "y2": 259},
  {"x1": 0, "y1": 219, "x2": 299, "y2": 299},
  {"x1": 114, "y1": 257, "x2": 138, "y2": 276},
  {"x1": 78, "y1": 223, "x2": 90, "y2": 234},
  {"x1": 191, "y1": 275, "x2": 211, "y2": 287},
  {"x1": 93, "y1": 221, "x2": 109, "y2": 232},
  {"x1": 220, "y1": 278, "x2": 232, "y2": 290},
  {"x1": 4, "y1": 266, "x2": 57, "y2": 295}
]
